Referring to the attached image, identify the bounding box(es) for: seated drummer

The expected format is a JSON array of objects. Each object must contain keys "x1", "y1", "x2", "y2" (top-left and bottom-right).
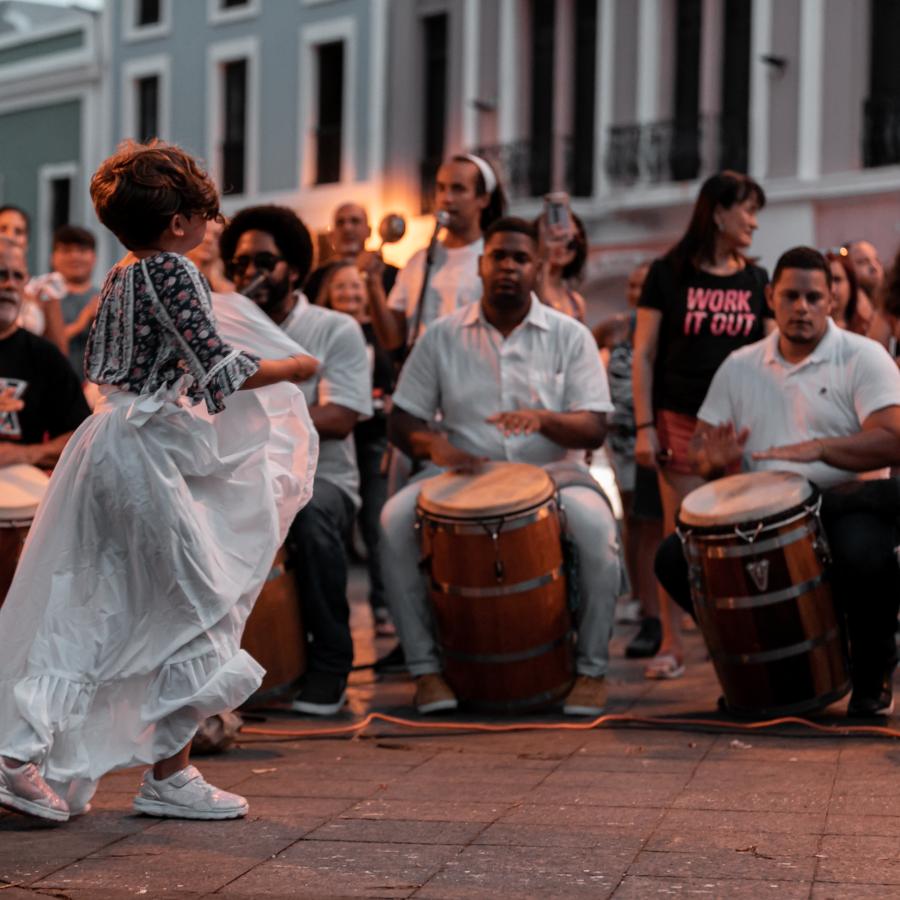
[
  {"x1": 0, "y1": 238, "x2": 89, "y2": 468},
  {"x1": 379, "y1": 217, "x2": 621, "y2": 716},
  {"x1": 655, "y1": 246, "x2": 900, "y2": 717}
]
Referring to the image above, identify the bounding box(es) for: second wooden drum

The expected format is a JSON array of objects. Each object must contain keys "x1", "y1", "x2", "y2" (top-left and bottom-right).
[
  {"x1": 678, "y1": 471, "x2": 850, "y2": 717},
  {"x1": 417, "y1": 461, "x2": 574, "y2": 711}
]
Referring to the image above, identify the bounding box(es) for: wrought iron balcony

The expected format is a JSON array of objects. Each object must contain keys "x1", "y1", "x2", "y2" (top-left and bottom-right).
[{"x1": 604, "y1": 115, "x2": 748, "y2": 188}]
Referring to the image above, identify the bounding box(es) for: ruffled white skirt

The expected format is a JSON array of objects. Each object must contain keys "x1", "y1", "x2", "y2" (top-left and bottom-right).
[{"x1": 0, "y1": 293, "x2": 317, "y2": 805}]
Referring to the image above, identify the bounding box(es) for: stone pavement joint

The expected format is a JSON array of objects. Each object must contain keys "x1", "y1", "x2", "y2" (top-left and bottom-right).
[{"x1": 2, "y1": 567, "x2": 899, "y2": 898}]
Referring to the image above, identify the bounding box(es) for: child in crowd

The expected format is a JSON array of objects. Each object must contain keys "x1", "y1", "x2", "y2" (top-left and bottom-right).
[{"x1": 0, "y1": 140, "x2": 318, "y2": 823}]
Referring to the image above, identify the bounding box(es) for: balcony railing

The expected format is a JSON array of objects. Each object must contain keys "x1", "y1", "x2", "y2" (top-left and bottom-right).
[
  {"x1": 604, "y1": 115, "x2": 748, "y2": 188},
  {"x1": 863, "y1": 96, "x2": 900, "y2": 169}
]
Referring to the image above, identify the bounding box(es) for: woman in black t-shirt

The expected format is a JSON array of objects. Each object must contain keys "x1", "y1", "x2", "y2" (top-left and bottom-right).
[{"x1": 632, "y1": 171, "x2": 773, "y2": 678}]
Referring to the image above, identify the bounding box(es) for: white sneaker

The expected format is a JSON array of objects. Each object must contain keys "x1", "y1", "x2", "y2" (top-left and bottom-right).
[
  {"x1": 0, "y1": 758, "x2": 69, "y2": 822},
  {"x1": 132, "y1": 766, "x2": 248, "y2": 820}
]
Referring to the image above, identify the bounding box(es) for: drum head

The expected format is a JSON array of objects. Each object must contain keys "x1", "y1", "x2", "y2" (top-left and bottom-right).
[
  {"x1": 680, "y1": 471, "x2": 813, "y2": 527},
  {"x1": 0, "y1": 464, "x2": 49, "y2": 522},
  {"x1": 417, "y1": 462, "x2": 554, "y2": 519}
]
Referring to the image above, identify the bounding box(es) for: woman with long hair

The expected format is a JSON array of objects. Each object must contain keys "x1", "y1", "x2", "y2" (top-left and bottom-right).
[
  {"x1": 535, "y1": 213, "x2": 588, "y2": 321},
  {"x1": 825, "y1": 250, "x2": 869, "y2": 334},
  {"x1": 632, "y1": 171, "x2": 773, "y2": 678}
]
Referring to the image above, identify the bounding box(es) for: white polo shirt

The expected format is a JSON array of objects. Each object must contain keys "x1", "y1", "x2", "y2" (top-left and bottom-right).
[
  {"x1": 392, "y1": 296, "x2": 613, "y2": 466},
  {"x1": 698, "y1": 320, "x2": 900, "y2": 488},
  {"x1": 387, "y1": 238, "x2": 483, "y2": 342},
  {"x1": 280, "y1": 293, "x2": 373, "y2": 507}
]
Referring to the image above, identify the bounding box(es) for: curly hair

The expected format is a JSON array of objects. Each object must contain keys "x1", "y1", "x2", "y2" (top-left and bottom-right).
[
  {"x1": 90, "y1": 140, "x2": 220, "y2": 250},
  {"x1": 219, "y1": 205, "x2": 314, "y2": 288}
]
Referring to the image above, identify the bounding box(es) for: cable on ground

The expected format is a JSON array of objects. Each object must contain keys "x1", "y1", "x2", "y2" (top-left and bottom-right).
[{"x1": 239, "y1": 711, "x2": 900, "y2": 742}]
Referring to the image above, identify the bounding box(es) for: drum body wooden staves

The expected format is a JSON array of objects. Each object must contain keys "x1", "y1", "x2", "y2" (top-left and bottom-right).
[
  {"x1": 678, "y1": 471, "x2": 850, "y2": 717},
  {"x1": 0, "y1": 465, "x2": 49, "y2": 609},
  {"x1": 417, "y1": 462, "x2": 574, "y2": 712},
  {"x1": 240, "y1": 546, "x2": 306, "y2": 704}
]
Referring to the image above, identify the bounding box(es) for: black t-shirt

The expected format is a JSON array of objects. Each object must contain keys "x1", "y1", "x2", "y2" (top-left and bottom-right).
[
  {"x1": 638, "y1": 257, "x2": 771, "y2": 415},
  {"x1": 0, "y1": 328, "x2": 91, "y2": 445}
]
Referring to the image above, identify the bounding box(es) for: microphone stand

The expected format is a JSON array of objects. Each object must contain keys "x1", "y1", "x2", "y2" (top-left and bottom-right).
[{"x1": 407, "y1": 212, "x2": 448, "y2": 355}]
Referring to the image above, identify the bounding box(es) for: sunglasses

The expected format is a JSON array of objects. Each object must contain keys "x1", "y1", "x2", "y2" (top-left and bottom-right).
[
  {"x1": 229, "y1": 252, "x2": 284, "y2": 276},
  {"x1": 0, "y1": 267, "x2": 26, "y2": 285}
]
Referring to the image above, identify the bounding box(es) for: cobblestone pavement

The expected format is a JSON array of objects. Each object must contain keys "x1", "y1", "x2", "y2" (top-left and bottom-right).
[{"x1": 2, "y1": 568, "x2": 900, "y2": 899}]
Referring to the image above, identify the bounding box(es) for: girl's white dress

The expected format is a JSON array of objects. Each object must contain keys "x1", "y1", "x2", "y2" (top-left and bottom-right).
[{"x1": 0, "y1": 255, "x2": 318, "y2": 808}]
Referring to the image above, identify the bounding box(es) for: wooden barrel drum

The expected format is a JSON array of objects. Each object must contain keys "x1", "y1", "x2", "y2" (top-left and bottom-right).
[
  {"x1": 678, "y1": 471, "x2": 850, "y2": 717},
  {"x1": 416, "y1": 462, "x2": 574, "y2": 712},
  {"x1": 240, "y1": 546, "x2": 306, "y2": 704},
  {"x1": 0, "y1": 464, "x2": 49, "y2": 609}
]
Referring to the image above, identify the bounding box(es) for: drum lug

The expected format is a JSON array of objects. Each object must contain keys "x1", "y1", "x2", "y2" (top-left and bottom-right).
[
  {"x1": 813, "y1": 531, "x2": 832, "y2": 567},
  {"x1": 688, "y1": 563, "x2": 705, "y2": 601}
]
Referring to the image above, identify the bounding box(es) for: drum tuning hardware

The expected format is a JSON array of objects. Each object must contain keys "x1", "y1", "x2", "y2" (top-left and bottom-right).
[
  {"x1": 688, "y1": 564, "x2": 705, "y2": 600},
  {"x1": 734, "y1": 521, "x2": 764, "y2": 544}
]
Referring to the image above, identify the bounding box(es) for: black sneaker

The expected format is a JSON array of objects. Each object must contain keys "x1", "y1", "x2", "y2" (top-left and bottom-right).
[
  {"x1": 625, "y1": 617, "x2": 662, "y2": 659},
  {"x1": 848, "y1": 668, "x2": 895, "y2": 718},
  {"x1": 290, "y1": 671, "x2": 347, "y2": 716},
  {"x1": 373, "y1": 643, "x2": 407, "y2": 674}
]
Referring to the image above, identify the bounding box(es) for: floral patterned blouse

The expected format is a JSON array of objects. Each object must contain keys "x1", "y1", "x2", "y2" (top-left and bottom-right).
[{"x1": 85, "y1": 252, "x2": 259, "y2": 414}]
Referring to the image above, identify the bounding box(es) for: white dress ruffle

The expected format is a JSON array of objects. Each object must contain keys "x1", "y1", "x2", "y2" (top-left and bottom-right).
[{"x1": 0, "y1": 291, "x2": 317, "y2": 802}]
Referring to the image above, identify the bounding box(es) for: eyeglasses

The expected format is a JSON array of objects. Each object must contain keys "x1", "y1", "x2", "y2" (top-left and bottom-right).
[
  {"x1": 229, "y1": 252, "x2": 284, "y2": 276},
  {"x1": 0, "y1": 267, "x2": 26, "y2": 285}
]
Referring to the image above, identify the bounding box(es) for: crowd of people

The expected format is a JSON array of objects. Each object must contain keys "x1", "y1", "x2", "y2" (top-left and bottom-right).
[{"x1": 1, "y1": 140, "x2": 900, "y2": 826}]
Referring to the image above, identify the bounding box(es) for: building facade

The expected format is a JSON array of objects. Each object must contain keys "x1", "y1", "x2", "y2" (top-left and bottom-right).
[
  {"x1": 391, "y1": 0, "x2": 900, "y2": 317},
  {"x1": 0, "y1": 0, "x2": 103, "y2": 272},
  {"x1": 102, "y1": 0, "x2": 391, "y2": 267}
]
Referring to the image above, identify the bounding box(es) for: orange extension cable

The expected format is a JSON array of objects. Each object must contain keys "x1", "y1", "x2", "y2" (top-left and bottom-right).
[{"x1": 239, "y1": 711, "x2": 900, "y2": 742}]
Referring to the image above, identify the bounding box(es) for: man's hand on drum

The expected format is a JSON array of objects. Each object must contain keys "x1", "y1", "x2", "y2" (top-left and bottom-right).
[
  {"x1": 429, "y1": 435, "x2": 488, "y2": 474},
  {"x1": 690, "y1": 422, "x2": 749, "y2": 478},
  {"x1": 486, "y1": 409, "x2": 544, "y2": 437},
  {"x1": 0, "y1": 441, "x2": 31, "y2": 467},
  {"x1": 752, "y1": 439, "x2": 824, "y2": 463},
  {"x1": 0, "y1": 388, "x2": 23, "y2": 414}
]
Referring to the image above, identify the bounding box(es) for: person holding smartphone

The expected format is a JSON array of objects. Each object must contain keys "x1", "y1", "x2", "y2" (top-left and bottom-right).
[
  {"x1": 535, "y1": 194, "x2": 587, "y2": 322},
  {"x1": 632, "y1": 171, "x2": 773, "y2": 679}
]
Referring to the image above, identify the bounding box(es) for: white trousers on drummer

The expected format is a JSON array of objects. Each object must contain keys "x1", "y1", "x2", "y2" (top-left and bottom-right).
[{"x1": 378, "y1": 465, "x2": 622, "y2": 679}]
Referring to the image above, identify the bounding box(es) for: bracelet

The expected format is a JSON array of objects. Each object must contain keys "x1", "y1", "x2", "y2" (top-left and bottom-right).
[
  {"x1": 816, "y1": 438, "x2": 827, "y2": 464},
  {"x1": 635, "y1": 421, "x2": 656, "y2": 431}
]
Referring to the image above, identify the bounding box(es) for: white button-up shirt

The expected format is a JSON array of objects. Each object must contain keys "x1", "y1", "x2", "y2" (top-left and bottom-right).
[
  {"x1": 392, "y1": 296, "x2": 613, "y2": 465},
  {"x1": 698, "y1": 320, "x2": 900, "y2": 488}
]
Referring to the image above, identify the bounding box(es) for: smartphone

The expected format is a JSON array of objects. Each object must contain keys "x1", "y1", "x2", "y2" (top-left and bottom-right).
[{"x1": 542, "y1": 192, "x2": 573, "y2": 235}]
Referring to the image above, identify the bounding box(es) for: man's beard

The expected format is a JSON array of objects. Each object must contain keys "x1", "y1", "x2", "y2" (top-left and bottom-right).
[{"x1": 247, "y1": 276, "x2": 292, "y2": 314}]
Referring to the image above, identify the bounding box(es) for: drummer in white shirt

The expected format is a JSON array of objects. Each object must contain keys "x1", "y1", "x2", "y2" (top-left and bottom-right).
[
  {"x1": 378, "y1": 217, "x2": 621, "y2": 716},
  {"x1": 655, "y1": 246, "x2": 900, "y2": 717}
]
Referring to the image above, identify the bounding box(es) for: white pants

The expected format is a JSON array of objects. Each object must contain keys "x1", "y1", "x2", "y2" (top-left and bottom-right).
[{"x1": 378, "y1": 464, "x2": 622, "y2": 678}]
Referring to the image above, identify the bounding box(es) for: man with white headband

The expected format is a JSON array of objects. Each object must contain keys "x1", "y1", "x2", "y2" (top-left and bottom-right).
[{"x1": 368, "y1": 154, "x2": 505, "y2": 353}]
